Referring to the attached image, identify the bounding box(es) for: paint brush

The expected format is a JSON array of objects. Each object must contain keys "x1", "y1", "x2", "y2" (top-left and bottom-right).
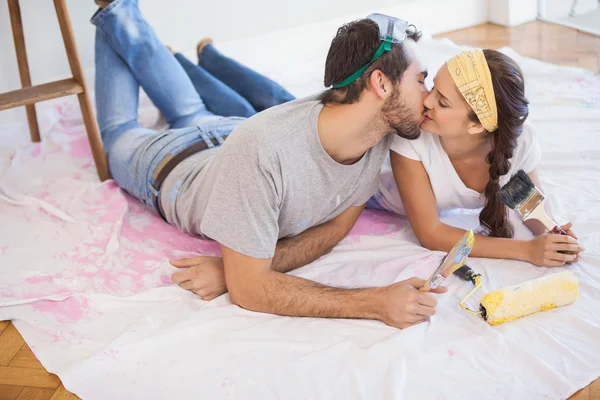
[
  {"x1": 421, "y1": 230, "x2": 475, "y2": 292},
  {"x1": 499, "y1": 170, "x2": 567, "y2": 235}
]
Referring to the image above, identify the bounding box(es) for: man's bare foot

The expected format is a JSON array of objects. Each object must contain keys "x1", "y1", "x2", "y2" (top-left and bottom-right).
[
  {"x1": 170, "y1": 256, "x2": 228, "y2": 300},
  {"x1": 196, "y1": 38, "x2": 213, "y2": 62},
  {"x1": 96, "y1": 0, "x2": 112, "y2": 9}
]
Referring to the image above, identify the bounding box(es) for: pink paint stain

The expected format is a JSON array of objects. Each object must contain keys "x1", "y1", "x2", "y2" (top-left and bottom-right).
[
  {"x1": 3, "y1": 154, "x2": 225, "y2": 301},
  {"x1": 0, "y1": 288, "x2": 17, "y2": 298},
  {"x1": 94, "y1": 268, "x2": 121, "y2": 291},
  {"x1": 25, "y1": 275, "x2": 55, "y2": 284},
  {"x1": 448, "y1": 349, "x2": 455, "y2": 357},
  {"x1": 120, "y1": 199, "x2": 221, "y2": 258},
  {"x1": 68, "y1": 135, "x2": 92, "y2": 158},
  {"x1": 30, "y1": 144, "x2": 42, "y2": 158},
  {"x1": 21, "y1": 287, "x2": 71, "y2": 300},
  {"x1": 100, "y1": 349, "x2": 119, "y2": 361},
  {"x1": 349, "y1": 210, "x2": 404, "y2": 236},
  {"x1": 32, "y1": 295, "x2": 90, "y2": 323},
  {"x1": 411, "y1": 253, "x2": 444, "y2": 275},
  {"x1": 80, "y1": 181, "x2": 127, "y2": 225}
]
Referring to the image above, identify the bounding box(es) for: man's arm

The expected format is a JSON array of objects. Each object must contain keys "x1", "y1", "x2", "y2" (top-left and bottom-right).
[
  {"x1": 171, "y1": 205, "x2": 365, "y2": 299},
  {"x1": 271, "y1": 204, "x2": 365, "y2": 273},
  {"x1": 222, "y1": 244, "x2": 446, "y2": 329}
]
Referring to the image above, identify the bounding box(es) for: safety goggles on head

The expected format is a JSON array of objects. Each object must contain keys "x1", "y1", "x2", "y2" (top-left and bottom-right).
[{"x1": 332, "y1": 13, "x2": 413, "y2": 89}]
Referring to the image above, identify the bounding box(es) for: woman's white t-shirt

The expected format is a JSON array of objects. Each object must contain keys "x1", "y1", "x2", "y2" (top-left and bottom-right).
[{"x1": 369, "y1": 122, "x2": 542, "y2": 216}]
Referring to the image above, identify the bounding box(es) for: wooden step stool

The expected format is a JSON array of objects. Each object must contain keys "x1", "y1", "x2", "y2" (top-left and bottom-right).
[{"x1": 0, "y1": 0, "x2": 109, "y2": 181}]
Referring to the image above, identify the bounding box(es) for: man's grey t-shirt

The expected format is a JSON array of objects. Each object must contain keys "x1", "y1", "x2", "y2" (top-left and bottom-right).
[{"x1": 160, "y1": 96, "x2": 391, "y2": 259}]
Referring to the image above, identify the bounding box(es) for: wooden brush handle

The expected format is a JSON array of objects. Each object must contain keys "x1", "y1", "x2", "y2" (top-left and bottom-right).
[
  {"x1": 528, "y1": 202, "x2": 568, "y2": 236},
  {"x1": 550, "y1": 224, "x2": 574, "y2": 255},
  {"x1": 550, "y1": 225, "x2": 568, "y2": 236}
]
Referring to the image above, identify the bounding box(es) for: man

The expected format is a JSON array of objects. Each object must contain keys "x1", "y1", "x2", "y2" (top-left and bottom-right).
[{"x1": 92, "y1": 0, "x2": 444, "y2": 330}]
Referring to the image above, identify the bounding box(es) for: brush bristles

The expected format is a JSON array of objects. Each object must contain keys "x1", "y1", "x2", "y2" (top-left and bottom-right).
[
  {"x1": 449, "y1": 230, "x2": 475, "y2": 270},
  {"x1": 465, "y1": 230, "x2": 475, "y2": 248},
  {"x1": 500, "y1": 170, "x2": 535, "y2": 210}
]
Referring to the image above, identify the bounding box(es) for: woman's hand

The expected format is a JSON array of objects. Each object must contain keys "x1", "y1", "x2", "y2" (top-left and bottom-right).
[
  {"x1": 527, "y1": 229, "x2": 584, "y2": 267},
  {"x1": 560, "y1": 222, "x2": 578, "y2": 239}
]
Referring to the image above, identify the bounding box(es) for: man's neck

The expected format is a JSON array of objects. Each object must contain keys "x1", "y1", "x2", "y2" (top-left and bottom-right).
[{"x1": 317, "y1": 101, "x2": 388, "y2": 165}]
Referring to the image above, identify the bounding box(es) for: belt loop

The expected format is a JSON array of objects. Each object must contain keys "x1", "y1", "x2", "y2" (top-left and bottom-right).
[
  {"x1": 199, "y1": 130, "x2": 214, "y2": 148},
  {"x1": 213, "y1": 130, "x2": 225, "y2": 145}
]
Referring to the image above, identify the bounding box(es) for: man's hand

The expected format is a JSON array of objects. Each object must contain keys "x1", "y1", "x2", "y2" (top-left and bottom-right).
[
  {"x1": 379, "y1": 278, "x2": 448, "y2": 329},
  {"x1": 170, "y1": 256, "x2": 227, "y2": 300},
  {"x1": 170, "y1": 205, "x2": 367, "y2": 300},
  {"x1": 220, "y1": 244, "x2": 448, "y2": 329}
]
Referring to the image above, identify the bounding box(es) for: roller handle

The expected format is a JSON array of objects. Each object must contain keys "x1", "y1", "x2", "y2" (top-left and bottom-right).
[{"x1": 453, "y1": 265, "x2": 480, "y2": 285}]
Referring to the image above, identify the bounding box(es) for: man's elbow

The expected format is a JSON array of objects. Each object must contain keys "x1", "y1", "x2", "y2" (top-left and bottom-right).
[
  {"x1": 228, "y1": 285, "x2": 250, "y2": 309},
  {"x1": 229, "y1": 290, "x2": 244, "y2": 308},
  {"x1": 227, "y1": 278, "x2": 262, "y2": 311}
]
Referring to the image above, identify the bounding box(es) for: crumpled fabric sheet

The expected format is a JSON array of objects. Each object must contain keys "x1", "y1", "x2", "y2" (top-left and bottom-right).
[{"x1": 0, "y1": 30, "x2": 599, "y2": 400}]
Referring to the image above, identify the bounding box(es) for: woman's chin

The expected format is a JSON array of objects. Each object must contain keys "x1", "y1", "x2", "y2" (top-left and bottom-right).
[
  {"x1": 421, "y1": 123, "x2": 445, "y2": 137},
  {"x1": 421, "y1": 119, "x2": 436, "y2": 133}
]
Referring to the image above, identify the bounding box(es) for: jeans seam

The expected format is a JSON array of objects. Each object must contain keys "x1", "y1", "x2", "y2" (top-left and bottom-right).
[{"x1": 90, "y1": 0, "x2": 126, "y2": 26}]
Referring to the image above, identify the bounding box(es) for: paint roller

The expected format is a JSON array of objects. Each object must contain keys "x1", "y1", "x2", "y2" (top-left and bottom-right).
[
  {"x1": 420, "y1": 231, "x2": 579, "y2": 325},
  {"x1": 446, "y1": 168, "x2": 578, "y2": 324},
  {"x1": 453, "y1": 265, "x2": 579, "y2": 325}
]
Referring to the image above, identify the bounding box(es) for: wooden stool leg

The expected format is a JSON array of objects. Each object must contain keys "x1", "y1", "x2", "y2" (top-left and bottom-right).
[
  {"x1": 7, "y1": 0, "x2": 41, "y2": 143},
  {"x1": 53, "y1": 0, "x2": 110, "y2": 181}
]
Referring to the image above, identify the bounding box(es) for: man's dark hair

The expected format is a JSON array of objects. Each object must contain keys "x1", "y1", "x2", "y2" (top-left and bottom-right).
[{"x1": 320, "y1": 19, "x2": 421, "y2": 105}]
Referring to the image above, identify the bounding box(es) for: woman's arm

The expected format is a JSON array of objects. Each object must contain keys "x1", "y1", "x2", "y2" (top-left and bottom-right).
[{"x1": 390, "y1": 152, "x2": 581, "y2": 265}]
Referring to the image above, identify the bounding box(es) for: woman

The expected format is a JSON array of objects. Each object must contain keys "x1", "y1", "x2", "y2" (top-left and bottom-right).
[{"x1": 368, "y1": 49, "x2": 584, "y2": 267}]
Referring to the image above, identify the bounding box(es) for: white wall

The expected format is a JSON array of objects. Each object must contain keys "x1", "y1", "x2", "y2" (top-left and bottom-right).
[
  {"x1": 539, "y1": 0, "x2": 598, "y2": 18},
  {"x1": 488, "y1": 0, "x2": 538, "y2": 26},
  {"x1": 0, "y1": 0, "x2": 488, "y2": 125}
]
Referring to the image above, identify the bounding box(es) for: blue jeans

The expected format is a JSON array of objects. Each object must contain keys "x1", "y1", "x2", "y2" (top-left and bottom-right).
[
  {"x1": 174, "y1": 46, "x2": 295, "y2": 118},
  {"x1": 91, "y1": 0, "x2": 293, "y2": 212}
]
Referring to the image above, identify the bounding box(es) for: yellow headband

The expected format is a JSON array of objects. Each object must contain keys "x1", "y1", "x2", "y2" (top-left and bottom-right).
[{"x1": 446, "y1": 50, "x2": 498, "y2": 132}]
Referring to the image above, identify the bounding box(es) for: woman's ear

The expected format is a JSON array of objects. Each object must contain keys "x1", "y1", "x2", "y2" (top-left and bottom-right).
[{"x1": 466, "y1": 121, "x2": 486, "y2": 135}]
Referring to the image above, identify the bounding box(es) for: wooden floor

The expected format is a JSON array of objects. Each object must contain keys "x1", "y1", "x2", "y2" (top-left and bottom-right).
[
  {"x1": 0, "y1": 321, "x2": 77, "y2": 400},
  {"x1": 435, "y1": 20, "x2": 600, "y2": 73},
  {"x1": 1, "y1": 21, "x2": 599, "y2": 400}
]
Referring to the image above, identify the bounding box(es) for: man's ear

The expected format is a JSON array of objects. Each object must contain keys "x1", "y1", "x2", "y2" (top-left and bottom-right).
[{"x1": 368, "y1": 69, "x2": 392, "y2": 100}]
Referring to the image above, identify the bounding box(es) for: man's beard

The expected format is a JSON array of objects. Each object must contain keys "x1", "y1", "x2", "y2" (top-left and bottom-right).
[{"x1": 382, "y1": 88, "x2": 421, "y2": 140}]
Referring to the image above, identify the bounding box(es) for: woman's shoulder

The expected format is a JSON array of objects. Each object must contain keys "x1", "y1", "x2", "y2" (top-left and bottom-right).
[
  {"x1": 510, "y1": 121, "x2": 542, "y2": 175},
  {"x1": 389, "y1": 130, "x2": 434, "y2": 161},
  {"x1": 518, "y1": 121, "x2": 538, "y2": 143},
  {"x1": 514, "y1": 121, "x2": 540, "y2": 156}
]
